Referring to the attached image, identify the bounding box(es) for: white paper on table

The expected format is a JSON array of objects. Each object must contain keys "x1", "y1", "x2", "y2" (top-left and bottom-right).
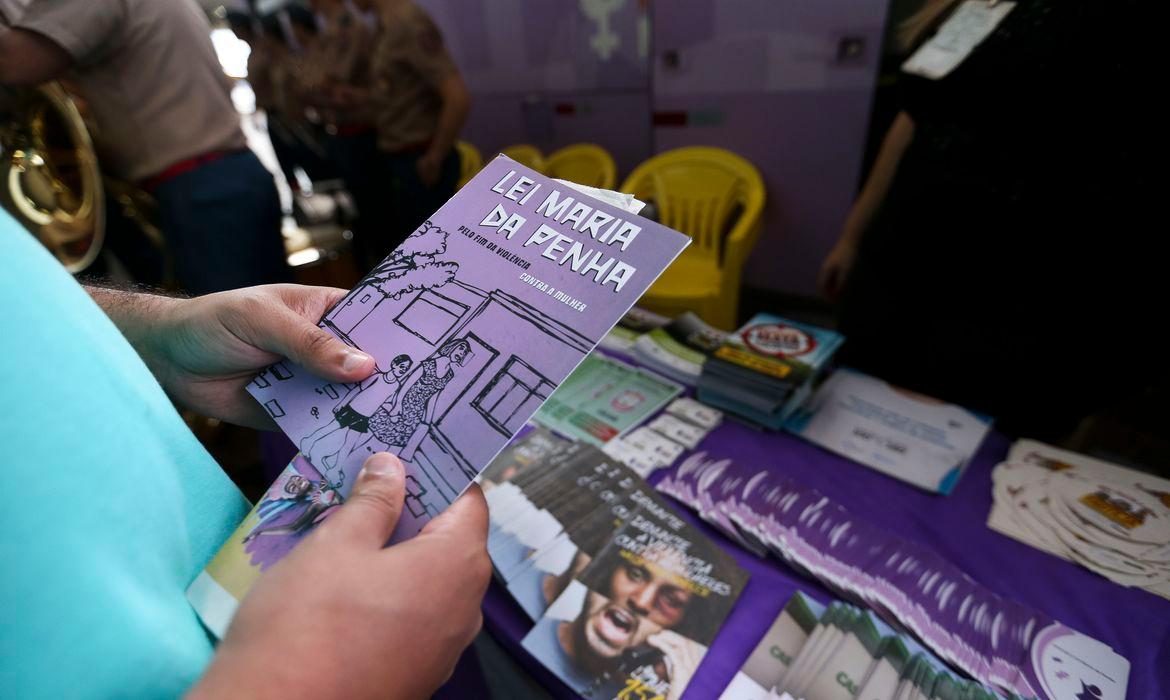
[{"x1": 790, "y1": 369, "x2": 991, "y2": 494}]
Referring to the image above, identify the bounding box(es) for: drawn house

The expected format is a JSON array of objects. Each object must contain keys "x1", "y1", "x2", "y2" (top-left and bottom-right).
[{"x1": 324, "y1": 280, "x2": 592, "y2": 521}]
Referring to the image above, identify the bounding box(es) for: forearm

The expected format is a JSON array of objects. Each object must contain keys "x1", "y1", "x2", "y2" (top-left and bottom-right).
[
  {"x1": 840, "y1": 111, "x2": 915, "y2": 246},
  {"x1": 424, "y1": 75, "x2": 470, "y2": 162},
  {"x1": 85, "y1": 285, "x2": 184, "y2": 374}
]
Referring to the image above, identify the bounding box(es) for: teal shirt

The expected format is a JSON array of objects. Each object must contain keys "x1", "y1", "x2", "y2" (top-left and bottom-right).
[{"x1": 0, "y1": 215, "x2": 250, "y2": 698}]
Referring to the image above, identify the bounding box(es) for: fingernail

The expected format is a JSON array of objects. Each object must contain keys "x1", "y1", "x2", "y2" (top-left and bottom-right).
[
  {"x1": 341, "y1": 348, "x2": 372, "y2": 372},
  {"x1": 360, "y1": 453, "x2": 403, "y2": 479}
]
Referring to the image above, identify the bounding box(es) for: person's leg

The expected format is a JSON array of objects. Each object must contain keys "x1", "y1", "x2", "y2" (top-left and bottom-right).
[
  {"x1": 300, "y1": 420, "x2": 342, "y2": 456},
  {"x1": 336, "y1": 425, "x2": 370, "y2": 461},
  {"x1": 328, "y1": 131, "x2": 381, "y2": 267},
  {"x1": 319, "y1": 427, "x2": 358, "y2": 470},
  {"x1": 154, "y1": 151, "x2": 291, "y2": 295},
  {"x1": 306, "y1": 427, "x2": 349, "y2": 469}
]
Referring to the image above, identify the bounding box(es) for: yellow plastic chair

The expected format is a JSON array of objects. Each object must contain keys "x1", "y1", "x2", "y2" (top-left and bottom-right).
[
  {"x1": 500, "y1": 144, "x2": 545, "y2": 173},
  {"x1": 455, "y1": 141, "x2": 483, "y2": 188},
  {"x1": 543, "y1": 143, "x2": 616, "y2": 190},
  {"x1": 620, "y1": 147, "x2": 765, "y2": 330}
]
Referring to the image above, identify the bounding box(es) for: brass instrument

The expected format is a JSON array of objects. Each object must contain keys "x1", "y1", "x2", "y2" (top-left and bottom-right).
[{"x1": 0, "y1": 82, "x2": 104, "y2": 272}]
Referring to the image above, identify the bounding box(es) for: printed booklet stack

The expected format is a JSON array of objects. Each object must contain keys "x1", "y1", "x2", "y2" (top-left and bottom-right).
[
  {"x1": 629, "y1": 310, "x2": 728, "y2": 385},
  {"x1": 656, "y1": 454, "x2": 1131, "y2": 700},
  {"x1": 480, "y1": 428, "x2": 749, "y2": 700},
  {"x1": 697, "y1": 313, "x2": 844, "y2": 430},
  {"x1": 722, "y1": 591, "x2": 1033, "y2": 700},
  {"x1": 988, "y1": 439, "x2": 1170, "y2": 600},
  {"x1": 185, "y1": 156, "x2": 690, "y2": 636},
  {"x1": 531, "y1": 352, "x2": 682, "y2": 448}
]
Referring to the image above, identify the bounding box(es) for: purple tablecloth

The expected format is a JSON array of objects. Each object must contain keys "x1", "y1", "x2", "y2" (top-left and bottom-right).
[{"x1": 482, "y1": 419, "x2": 1170, "y2": 699}]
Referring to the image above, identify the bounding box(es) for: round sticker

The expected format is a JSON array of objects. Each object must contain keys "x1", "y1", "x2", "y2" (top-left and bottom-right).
[{"x1": 741, "y1": 323, "x2": 816, "y2": 357}]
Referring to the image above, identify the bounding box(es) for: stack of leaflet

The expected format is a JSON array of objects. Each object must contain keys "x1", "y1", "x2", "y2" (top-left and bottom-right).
[
  {"x1": 722, "y1": 591, "x2": 1027, "y2": 700},
  {"x1": 479, "y1": 428, "x2": 749, "y2": 700},
  {"x1": 988, "y1": 439, "x2": 1170, "y2": 600},
  {"x1": 597, "y1": 306, "x2": 670, "y2": 353},
  {"x1": 657, "y1": 454, "x2": 1131, "y2": 700},
  {"x1": 629, "y1": 311, "x2": 728, "y2": 385},
  {"x1": 533, "y1": 353, "x2": 682, "y2": 447},
  {"x1": 698, "y1": 313, "x2": 844, "y2": 429},
  {"x1": 603, "y1": 396, "x2": 724, "y2": 476}
]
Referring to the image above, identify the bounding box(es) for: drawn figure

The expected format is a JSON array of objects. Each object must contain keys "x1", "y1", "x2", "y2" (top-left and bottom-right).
[
  {"x1": 243, "y1": 475, "x2": 342, "y2": 543},
  {"x1": 300, "y1": 354, "x2": 414, "y2": 480},
  {"x1": 368, "y1": 339, "x2": 471, "y2": 449}
]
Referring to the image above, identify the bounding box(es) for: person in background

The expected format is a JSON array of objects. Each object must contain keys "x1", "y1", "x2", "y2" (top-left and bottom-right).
[
  {"x1": 306, "y1": 0, "x2": 383, "y2": 265},
  {"x1": 817, "y1": 0, "x2": 1155, "y2": 439},
  {"x1": 343, "y1": 0, "x2": 471, "y2": 265},
  {"x1": 261, "y1": 4, "x2": 338, "y2": 188},
  {"x1": 0, "y1": 0, "x2": 290, "y2": 295},
  {"x1": 1, "y1": 208, "x2": 492, "y2": 698}
]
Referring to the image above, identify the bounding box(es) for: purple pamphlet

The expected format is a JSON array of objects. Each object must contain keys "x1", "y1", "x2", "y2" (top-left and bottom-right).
[{"x1": 186, "y1": 157, "x2": 689, "y2": 636}]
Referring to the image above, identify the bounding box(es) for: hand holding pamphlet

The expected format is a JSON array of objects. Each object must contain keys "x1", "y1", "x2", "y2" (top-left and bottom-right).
[{"x1": 186, "y1": 157, "x2": 690, "y2": 636}]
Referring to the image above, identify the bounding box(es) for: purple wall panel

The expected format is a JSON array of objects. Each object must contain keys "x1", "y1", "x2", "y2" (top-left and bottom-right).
[
  {"x1": 423, "y1": 0, "x2": 890, "y2": 296},
  {"x1": 652, "y1": 91, "x2": 873, "y2": 295},
  {"x1": 460, "y1": 92, "x2": 653, "y2": 178},
  {"x1": 652, "y1": 0, "x2": 888, "y2": 296}
]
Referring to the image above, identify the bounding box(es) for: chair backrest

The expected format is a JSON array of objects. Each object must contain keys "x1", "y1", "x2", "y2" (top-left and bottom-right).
[
  {"x1": 500, "y1": 144, "x2": 545, "y2": 173},
  {"x1": 455, "y1": 141, "x2": 483, "y2": 188},
  {"x1": 543, "y1": 143, "x2": 617, "y2": 190},
  {"x1": 619, "y1": 147, "x2": 764, "y2": 263}
]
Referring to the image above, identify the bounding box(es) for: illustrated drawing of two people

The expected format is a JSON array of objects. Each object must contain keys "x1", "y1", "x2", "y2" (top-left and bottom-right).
[{"x1": 300, "y1": 338, "x2": 473, "y2": 486}]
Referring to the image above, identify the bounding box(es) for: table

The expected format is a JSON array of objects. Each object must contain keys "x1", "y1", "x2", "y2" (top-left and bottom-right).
[{"x1": 482, "y1": 411, "x2": 1170, "y2": 699}]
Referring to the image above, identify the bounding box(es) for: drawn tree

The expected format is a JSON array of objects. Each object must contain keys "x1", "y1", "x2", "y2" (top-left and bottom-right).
[{"x1": 327, "y1": 221, "x2": 460, "y2": 333}]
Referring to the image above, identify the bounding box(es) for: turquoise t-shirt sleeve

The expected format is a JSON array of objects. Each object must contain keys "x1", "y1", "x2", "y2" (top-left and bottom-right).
[{"x1": 0, "y1": 214, "x2": 251, "y2": 698}]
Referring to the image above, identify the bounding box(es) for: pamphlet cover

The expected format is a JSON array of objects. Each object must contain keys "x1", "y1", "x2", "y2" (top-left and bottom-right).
[
  {"x1": 522, "y1": 510, "x2": 748, "y2": 700},
  {"x1": 533, "y1": 353, "x2": 681, "y2": 446},
  {"x1": 187, "y1": 156, "x2": 690, "y2": 635},
  {"x1": 710, "y1": 313, "x2": 844, "y2": 388}
]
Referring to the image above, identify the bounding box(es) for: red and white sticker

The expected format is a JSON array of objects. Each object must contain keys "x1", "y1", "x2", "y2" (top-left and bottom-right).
[{"x1": 742, "y1": 323, "x2": 816, "y2": 358}]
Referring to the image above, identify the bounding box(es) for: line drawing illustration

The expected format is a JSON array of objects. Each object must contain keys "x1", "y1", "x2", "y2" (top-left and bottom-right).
[{"x1": 250, "y1": 220, "x2": 593, "y2": 541}]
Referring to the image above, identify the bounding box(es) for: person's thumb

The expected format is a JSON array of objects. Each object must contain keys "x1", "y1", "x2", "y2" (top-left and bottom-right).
[
  {"x1": 319, "y1": 453, "x2": 406, "y2": 547},
  {"x1": 262, "y1": 303, "x2": 375, "y2": 383},
  {"x1": 420, "y1": 483, "x2": 489, "y2": 545}
]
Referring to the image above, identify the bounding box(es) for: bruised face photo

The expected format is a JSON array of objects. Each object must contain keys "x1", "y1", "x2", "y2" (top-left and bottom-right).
[
  {"x1": 609, "y1": 555, "x2": 692, "y2": 629},
  {"x1": 574, "y1": 550, "x2": 693, "y2": 661}
]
